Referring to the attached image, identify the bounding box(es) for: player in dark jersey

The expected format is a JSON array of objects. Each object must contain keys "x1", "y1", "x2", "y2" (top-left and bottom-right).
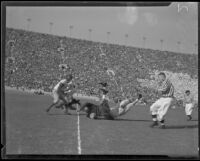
[{"x1": 79, "y1": 94, "x2": 142, "y2": 120}]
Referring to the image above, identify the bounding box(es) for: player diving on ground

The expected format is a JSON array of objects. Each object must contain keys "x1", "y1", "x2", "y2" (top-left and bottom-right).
[
  {"x1": 46, "y1": 76, "x2": 143, "y2": 119},
  {"x1": 77, "y1": 84, "x2": 143, "y2": 120}
]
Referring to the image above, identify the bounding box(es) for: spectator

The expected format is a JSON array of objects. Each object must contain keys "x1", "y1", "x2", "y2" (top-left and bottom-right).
[{"x1": 5, "y1": 28, "x2": 198, "y2": 102}]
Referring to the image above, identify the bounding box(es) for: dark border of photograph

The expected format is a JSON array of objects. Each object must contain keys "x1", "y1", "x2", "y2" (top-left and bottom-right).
[{"x1": 1, "y1": 1, "x2": 199, "y2": 160}]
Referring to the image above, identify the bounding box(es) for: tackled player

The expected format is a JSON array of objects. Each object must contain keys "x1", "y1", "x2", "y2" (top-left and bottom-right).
[{"x1": 78, "y1": 93, "x2": 143, "y2": 120}]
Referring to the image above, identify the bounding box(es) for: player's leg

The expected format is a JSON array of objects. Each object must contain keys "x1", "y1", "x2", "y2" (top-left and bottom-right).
[
  {"x1": 46, "y1": 99, "x2": 65, "y2": 112},
  {"x1": 185, "y1": 104, "x2": 189, "y2": 119},
  {"x1": 84, "y1": 104, "x2": 111, "y2": 120},
  {"x1": 185, "y1": 103, "x2": 194, "y2": 121},
  {"x1": 150, "y1": 98, "x2": 162, "y2": 127},
  {"x1": 78, "y1": 102, "x2": 90, "y2": 113},
  {"x1": 157, "y1": 97, "x2": 173, "y2": 128},
  {"x1": 46, "y1": 90, "x2": 60, "y2": 112},
  {"x1": 63, "y1": 96, "x2": 80, "y2": 113},
  {"x1": 63, "y1": 105, "x2": 71, "y2": 115},
  {"x1": 53, "y1": 99, "x2": 71, "y2": 115},
  {"x1": 88, "y1": 112, "x2": 97, "y2": 119},
  {"x1": 60, "y1": 95, "x2": 72, "y2": 115},
  {"x1": 85, "y1": 103, "x2": 98, "y2": 119},
  {"x1": 119, "y1": 99, "x2": 130, "y2": 109},
  {"x1": 78, "y1": 102, "x2": 96, "y2": 118},
  {"x1": 118, "y1": 98, "x2": 139, "y2": 116},
  {"x1": 67, "y1": 97, "x2": 81, "y2": 110},
  {"x1": 116, "y1": 94, "x2": 143, "y2": 117},
  {"x1": 46, "y1": 102, "x2": 57, "y2": 112}
]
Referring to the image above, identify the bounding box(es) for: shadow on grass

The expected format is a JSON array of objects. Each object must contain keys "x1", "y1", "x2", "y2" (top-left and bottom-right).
[
  {"x1": 165, "y1": 124, "x2": 198, "y2": 129},
  {"x1": 47, "y1": 113, "x2": 86, "y2": 116},
  {"x1": 190, "y1": 119, "x2": 198, "y2": 122},
  {"x1": 114, "y1": 118, "x2": 152, "y2": 122}
]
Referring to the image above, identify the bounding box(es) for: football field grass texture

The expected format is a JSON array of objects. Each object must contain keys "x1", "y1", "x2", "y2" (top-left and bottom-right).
[{"x1": 4, "y1": 89, "x2": 198, "y2": 157}]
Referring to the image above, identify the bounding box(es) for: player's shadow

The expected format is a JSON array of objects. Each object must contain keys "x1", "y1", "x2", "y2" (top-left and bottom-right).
[
  {"x1": 47, "y1": 113, "x2": 86, "y2": 116},
  {"x1": 165, "y1": 124, "x2": 198, "y2": 129},
  {"x1": 114, "y1": 118, "x2": 152, "y2": 122},
  {"x1": 190, "y1": 119, "x2": 198, "y2": 122}
]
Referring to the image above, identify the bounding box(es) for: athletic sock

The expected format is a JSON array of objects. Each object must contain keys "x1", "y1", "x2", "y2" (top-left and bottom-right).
[
  {"x1": 160, "y1": 120, "x2": 165, "y2": 125},
  {"x1": 152, "y1": 114, "x2": 157, "y2": 122},
  {"x1": 187, "y1": 115, "x2": 192, "y2": 120}
]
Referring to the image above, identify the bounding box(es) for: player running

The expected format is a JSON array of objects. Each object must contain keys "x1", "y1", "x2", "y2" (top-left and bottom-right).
[
  {"x1": 183, "y1": 90, "x2": 195, "y2": 121},
  {"x1": 46, "y1": 74, "x2": 75, "y2": 114},
  {"x1": 150, "y1": 72, "x2": 175, "y2": 129}
]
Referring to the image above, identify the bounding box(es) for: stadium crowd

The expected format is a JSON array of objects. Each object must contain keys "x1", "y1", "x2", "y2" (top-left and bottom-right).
[{"x1": 5, "y1": 28, "x2": 198, "y2": 103}]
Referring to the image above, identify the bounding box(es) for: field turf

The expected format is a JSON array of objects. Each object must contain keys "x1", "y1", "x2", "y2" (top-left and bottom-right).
[{"x1": 4, "y1": 89, "x2": 198, "y2": 157}]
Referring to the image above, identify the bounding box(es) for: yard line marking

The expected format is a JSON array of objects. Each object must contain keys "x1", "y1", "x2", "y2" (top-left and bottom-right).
[{"x1": 77, "y1": 111, "x2": 82, "y2": 154}]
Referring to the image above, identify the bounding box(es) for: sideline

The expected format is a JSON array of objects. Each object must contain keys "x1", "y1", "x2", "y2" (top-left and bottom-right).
[{"x1": 5, "y1": 86, "x2": 52, "y2": 96}]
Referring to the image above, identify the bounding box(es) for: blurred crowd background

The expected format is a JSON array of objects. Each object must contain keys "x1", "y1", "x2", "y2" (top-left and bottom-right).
[{"x1": 5, "y1": 28, "x2": 198, "y2": 105}]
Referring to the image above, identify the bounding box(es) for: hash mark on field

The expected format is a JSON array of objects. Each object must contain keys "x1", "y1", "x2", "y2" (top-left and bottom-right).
[{"x1": 77, "y1": 111, "x2": 82, "y2": 154}]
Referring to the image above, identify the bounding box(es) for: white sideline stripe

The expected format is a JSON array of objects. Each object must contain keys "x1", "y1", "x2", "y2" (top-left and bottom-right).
[{"x1": 77, "y1": 111, "x2": 82, "y2": 154}]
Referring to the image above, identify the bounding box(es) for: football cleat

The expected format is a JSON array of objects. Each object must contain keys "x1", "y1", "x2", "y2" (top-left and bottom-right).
[
  {"x1": 150, "y1": 121, "x2": 159, "y2": 128},
  {"x1": 187, "y1": 115, "x2": 192, "y2": 121},
  {"x1": 159, "y1": 124, "x2": 166, "y2": 129}
]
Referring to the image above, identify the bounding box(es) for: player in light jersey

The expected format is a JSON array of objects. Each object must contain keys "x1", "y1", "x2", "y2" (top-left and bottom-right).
[
  {"x1": 150, "y1": 72, "x2": 174, "y2": 129},
  {"x1": 183, "y1": 90, "x2": 195, "y2": 121},
  {"x1": 46, "y1": 74, "x2": 74, "y2": 114}
]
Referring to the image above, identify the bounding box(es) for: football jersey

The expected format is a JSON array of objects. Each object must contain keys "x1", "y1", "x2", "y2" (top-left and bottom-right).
[
  {"x1": 157, "y1": 79, "x2": 174, "y2": 97},
  {"x1": 53, "y1": 79, "x2": 67, "y2": 91},
  {"x1": 184, "y1": 94, "x2": 194, "y2": 104},
  {"x1": 109, "y1": 105, "x2": 120, "y2": 118}
]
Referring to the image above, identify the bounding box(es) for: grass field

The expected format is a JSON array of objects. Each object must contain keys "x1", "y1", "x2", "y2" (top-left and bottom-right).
[{"x1": 4, "y1": 88, "x2": 198, "y2": 157}]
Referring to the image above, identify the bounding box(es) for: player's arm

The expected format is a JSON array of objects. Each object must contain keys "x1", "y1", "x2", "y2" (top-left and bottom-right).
[
  {"x1": 182, "y1": 95, "x2": 187, "y2": 106},
  {"x1": 63, "y1": 83, "x2": 76, "y2": 95},
  {"x1": 157, "y1": 83, "x2": 168, "y2": 93},
  {"x1": 57, "y1": 84, "x2": 66, "y2": 101},
  {"x1": 157, "y1": 80, "x2": 171, "y2": 97}
]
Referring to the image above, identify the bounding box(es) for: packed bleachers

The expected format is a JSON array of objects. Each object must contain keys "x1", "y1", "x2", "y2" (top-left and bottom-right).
[{"x1": 5, "y1": 28, "x2": 198, "y2": 102}]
